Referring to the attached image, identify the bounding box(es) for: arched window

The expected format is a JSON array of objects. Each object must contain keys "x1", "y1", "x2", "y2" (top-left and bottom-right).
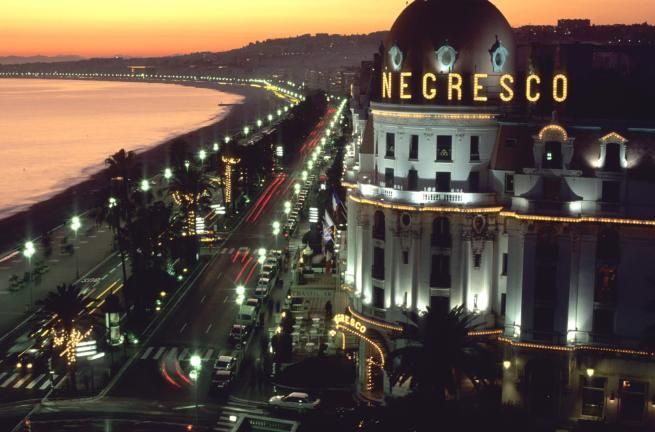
[
  {"x1": 543, "y1": 141, "x2": 563, "y2": 169},
  {"x1": 431, "y1": 217, "x2": 451, "y2": 247},
  {"x1": 373, "y1": 211, "x2": 386, "y2": 240}
]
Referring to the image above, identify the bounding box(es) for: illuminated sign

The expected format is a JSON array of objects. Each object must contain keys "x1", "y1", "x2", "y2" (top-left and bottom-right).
[
  {"x1": 334, "y1": 314, "x2": 367, "y2": 334},
  {"x1": 381, "y1": 72, "x2": 568, "y2": 104}
]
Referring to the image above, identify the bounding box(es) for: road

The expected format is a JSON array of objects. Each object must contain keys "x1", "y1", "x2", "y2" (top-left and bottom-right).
[{"x1": 108, "y1": 107, "x2": 334, "y2": 404}]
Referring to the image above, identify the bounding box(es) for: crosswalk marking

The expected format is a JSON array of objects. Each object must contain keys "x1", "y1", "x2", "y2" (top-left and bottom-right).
[
  {"x1": 153, "y1": 347, "x2": 166, "y2": 360},
  {"x1": 214, "y1": 401, "x2": 269, "y2": 432},
  {"x1": 203, "y1": 349, "x2": 214, "y2": 361},
  {"x1": 1, "y1": 373, "x2": 18, "y2": 388},
  {"x1": 228, "y1": 248, "x2": 235, "y2": 254},
  {"x1": 26, "y1": 374, "x2": 45, "y2": 389},
  {"x1": 220, "y1": 248, "x2": 228, "y2": 254},
  {"x1": 39, "y1": 376, "x2": 55, "y2": 391},
  {"x1": 139, "y1": 346, "x2": 219, "y2": 362},
  {"x1": 140, "y1": 347, "x2": 154, "y2": 360},
  {"x1": 0, "y1": 372, "x2": 8, "y2": 382},
  {"x1": 13, "y1": 375, "x2": 31, "y2": 389}
]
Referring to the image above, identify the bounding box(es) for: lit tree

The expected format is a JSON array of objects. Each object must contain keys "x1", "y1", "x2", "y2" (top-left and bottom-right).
[{"x1": 36, "y1": 284, "x2": 96, "y2": 389}]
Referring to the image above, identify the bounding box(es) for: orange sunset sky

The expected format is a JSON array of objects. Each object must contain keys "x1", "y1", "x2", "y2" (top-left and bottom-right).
[{"x1": 2, "y1": 0, "x2": 654, "y2": 57}]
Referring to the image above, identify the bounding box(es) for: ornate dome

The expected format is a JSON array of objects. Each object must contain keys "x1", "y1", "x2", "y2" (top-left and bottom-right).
[{"x1": 380, "y1": 0, "x2": 516, "y2": 104}]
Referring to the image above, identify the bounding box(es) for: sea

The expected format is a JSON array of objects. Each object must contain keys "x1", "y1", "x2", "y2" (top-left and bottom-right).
[{"x1": 0, "y1": 79, "x2": 242, "y2": 220}]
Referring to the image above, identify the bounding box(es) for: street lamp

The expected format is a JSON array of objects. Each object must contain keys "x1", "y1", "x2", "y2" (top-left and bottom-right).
[
  {"x1": 256, "y1": 119, "x2": 262, "y2": 128},
  {"x1": 243, "y1": 126, "x2": 250, "y2": 136},
  {"x1": 272, "y1": 221, "x2": 280, "y2": 247},
  {"x1": 140, "y1": 179, "x2": 150, "y2": 192},
  {"x1": 184, "y1": 160, "x2": 190, "y2": 170},
  {"x1": 294, "y1": 183, "x2": 301, "y2": 195},
  {"x1": 164, "y1": 168, "x2": 173, "y2": 180},
  {"x1": 267, "y1": 114, "x2": 273, "y2": 122},
  {"x1": 213, "y1": 142, "x2": 219, "y2": 152},
  {"x1": 70, "y1": 216, "x2": 81, "y2": 279},
  {"x1": 199, "y1": 149, "x2": 207, "y2": 162},
  {"x1": 224, "y1": 136, "x2": 231, "y2": 144},
  {"x1": 284, "y1": 201, "x2": 291, "y2": 215},
  {"x1": 189, "y1": 354, "x2": 202, "y2": 429},
  {"x1": 23, "y1": 241, "x2": 35, "y2": 309},
  {"x1": 302, "y1": 171, "x2": 308, "y2": 181}
]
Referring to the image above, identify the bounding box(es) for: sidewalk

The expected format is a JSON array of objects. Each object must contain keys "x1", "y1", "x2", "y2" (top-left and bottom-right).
[{"x1": 0, "y1": 213, "x2": 115, "y2": 335}]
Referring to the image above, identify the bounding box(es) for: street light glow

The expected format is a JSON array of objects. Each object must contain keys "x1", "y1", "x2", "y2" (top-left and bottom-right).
[
  {"x1": 71, "y1": 216, "x2": 81, "y2": 233},
  {"x1": 236, "y1": 285, "x2": 245, "y2": 296},
  {"x1": 199, "y1": 149, "x2": 207, "y2": 161},
  {"x1": 213, "y1": 142, "x2": 219, "y2": 152},
  {"x1": 164, "y1": 168, "x2": 173, "y2": 179},
  {"x1": 190, "y1": 355, "x2": 202, "y2": 370},
  {"x1": 140, "y1": 179, "x2": 150, "y2": 192},
  {"x1": 23, "y1": 241, "x2": 35, "y2": 259}
]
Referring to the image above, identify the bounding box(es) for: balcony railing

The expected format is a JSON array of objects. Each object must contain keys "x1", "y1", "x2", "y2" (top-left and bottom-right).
[{"x1": 359, "y1": 184, "x2": 496, "y2": 206}]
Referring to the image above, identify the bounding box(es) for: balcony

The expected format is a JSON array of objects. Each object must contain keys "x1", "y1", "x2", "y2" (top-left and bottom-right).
[
  {"x1": 372, "y1": 266, "x2": 385, "y2": 281},
  {"x1": 358, "y1": 184, "x2": 496, "y2": 207}
]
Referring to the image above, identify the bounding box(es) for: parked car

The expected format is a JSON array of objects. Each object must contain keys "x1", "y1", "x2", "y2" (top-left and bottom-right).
[
  {"x1": 245, "y1": 297, "x2": 260, "y2": 310},
  {"x1": 229, "y1": 324, "x2": 249, "y2": 345},
  {"x1": 268, "y1": 392, "x2": 321, "y2": 412},
  {"x1": 214, "y1": 355, "x2": 237, "y2": 372},
  {"x1": 211, "y1": 369, "x2": 234, "y2": 393}
]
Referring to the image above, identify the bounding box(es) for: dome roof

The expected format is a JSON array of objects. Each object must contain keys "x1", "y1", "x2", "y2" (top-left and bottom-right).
[{"x1": 379, "y1": 0, "x2": 516, "y2": 105}]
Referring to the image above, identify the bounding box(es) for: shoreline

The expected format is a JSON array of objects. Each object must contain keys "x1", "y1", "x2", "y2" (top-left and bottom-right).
[{"x1": 0, "y1": 80, "x2": 276, "y2": 252}]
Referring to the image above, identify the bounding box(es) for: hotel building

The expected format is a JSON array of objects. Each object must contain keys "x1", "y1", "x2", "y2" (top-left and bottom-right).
[{"x1": 342, "y1": 0, "x2": 655, "y2": 428}]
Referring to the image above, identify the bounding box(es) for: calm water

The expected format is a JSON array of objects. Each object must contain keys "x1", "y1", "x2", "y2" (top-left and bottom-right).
[{"x1": 0, "y1": 79, "x2": 242, "y2": 219}]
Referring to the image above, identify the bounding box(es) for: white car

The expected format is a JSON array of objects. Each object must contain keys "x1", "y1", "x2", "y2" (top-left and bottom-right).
[{"x1": 268, "y1": 392, "x2": 320, "y2": 412}]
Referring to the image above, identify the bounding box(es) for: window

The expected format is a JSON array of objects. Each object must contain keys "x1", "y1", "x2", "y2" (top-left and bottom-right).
[
  {"x1": 430, "y1": 255, "x2": 450, "y2": 288},
  {"x1": 408, "y1": 169, "x2": 418, "y2": 191},
  {"x1": 372, "y1": 247, "x2": 385, "y2": 280},
  {"x1": 469, "y1": 171, "x2": 480, "y2": 193},
  {"x1": 437, "y1": 136, "x2": 452, "y2": 161},
  {"x1": 373, "y1": 211, "x2": 385, "y2": 240},
  {"x1": 602, "y1": 181, "x2": 620, "y2": 203},
  {"x1": 436, "y1": 172, "x2": 451, "y2": 192},
  {"x1": 385, "y1": 133, "x2": 395, "y2": 158},
  {"x1": 470, "y1": 136, "x2": 480, "y2": 161},
  {"x1": 402, "y1": 251, "x2": 409, "y2": 264},
  {"x1": 581, "y1": 377, "x2": 606, "y2": 418},
  {"x1": 505, "y1": 174, "x2": 514, "y2": 194},
  {"x1": 373, "y1": 286, "x2": 385, "y2": 309},
  {"x1": 409, "y1": 135, "x2": 419, "y2": 160},
  {"x1": 375, "y1": 138, "x2": 378, "y2": 156},
  {"x1": 619, "y1": 379, "x2": 648, "y2": 423},
  {"x1": 595, "y1": 265, "x2": 618, "y2": 304},
  {"x1": 543, "y1": 141, "x2": 563, "y2": 169},
  {"x1": 593, "y1": 308, "x2": 614, "y2": 335},
  {"x1": 501, "y1": 253, "x2": 508, "y2": 276},
  {"x1": 432, "y1": 217, "x2": 451, "y2": 247},
  {"x1": 604, "y1": 143, "x2": 621, "y2": 172},
  {"x1": 473, "y1": 253, "x2": 482, "y2": 268},
  {"x1": 385, "y1": 168, "x2": 394, "y2": 188},
  {"x1": 505, "y1": 138, "x2": 517, "y2": 148},
  {"x1": 500, "y1": 293, "x2": 506, "y2": 316}
]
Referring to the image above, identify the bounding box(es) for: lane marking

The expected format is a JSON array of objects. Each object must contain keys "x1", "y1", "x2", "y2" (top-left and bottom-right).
[
  {"x1": 205, "y1": 324, "x2": 213, "y2": 334},
  {"x1": 178, "y1": 348, "x2": 189, "y2": 361},
  {"x1": 216, "y1": 271, "x2": 224, "y2": 280},
  {"x1": 140, "y1": 346, "x2": 154, "y2": 360},
  {"x1": 200, "y1": 295, "x2": 206, "y2": 304},
  {"x1": 179, "y1": 323, "x2": 187, "y2": 333},
  {"x1": 39, "y1": 376, "x2": 56, "y2": 390},
  {"x1": 25, "y1": 374, "x2": 45, "y2": 389},
  {"x1": 153, "y1": 347, "x2": 166, "y2": 360},
  {"x1": 223, "y1": 295, "x2": 229, "y2": 304}
]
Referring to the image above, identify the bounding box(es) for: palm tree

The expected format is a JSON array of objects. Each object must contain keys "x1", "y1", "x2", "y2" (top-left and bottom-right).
[
  {"x1": 385, "y1": 305, "x2": 497, "y2": 411},
  {"x1": 36, "y1": 284, "x2": 96, "y2": 390},
  {"x1": 168, "y1": 166, "x2": 214, "y2": 237}
]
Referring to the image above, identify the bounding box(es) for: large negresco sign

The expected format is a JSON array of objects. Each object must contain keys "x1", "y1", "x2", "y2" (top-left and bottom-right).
[
  {"x1": 334, "y1": 314, "x2": 367, "y2": 334},
  {"x1": 381, "y1": 72, "x2": 568, "y2": 104}
]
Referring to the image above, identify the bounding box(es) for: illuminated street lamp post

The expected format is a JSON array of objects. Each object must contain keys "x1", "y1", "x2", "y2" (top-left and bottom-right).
[
  {"x1": 189, "y1": 354, "x2": 202, "y2": 429},
  {"x1": 23, "y1": 241, "x2": 35, "y2": 310},
  {"x1": 236, "y1": 285, "x2": 245, "y2": 305},
  {"x1": 164, "y1": 168, "x2": 173, "y2": 180},
  {"x1": 284, "y1": 201, "x2": 291, "y2": 215},
  {"x1": 294, "y1": 183, "x2": 301, "y2": 196},
  {"x1": 140, "y1": 179, "x2": 150, "y2": 192},
  {"x1": 70, "y1": 216, "x2": 81, "y2": 279},
  {"x1": 302, "y1": 171, "x2": 308, "y2": 182},
  {"x1": 272, "y1": 221, "x2": 280, "y2": 248},
  {"x1": 198, "y1": 149, "x2": 207, "y2": 165}
]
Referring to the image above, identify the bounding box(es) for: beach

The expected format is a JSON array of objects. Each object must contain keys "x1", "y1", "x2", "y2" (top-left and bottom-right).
[{"x1": 0, "y1": 80, "x2": 277, "y2": 252}]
